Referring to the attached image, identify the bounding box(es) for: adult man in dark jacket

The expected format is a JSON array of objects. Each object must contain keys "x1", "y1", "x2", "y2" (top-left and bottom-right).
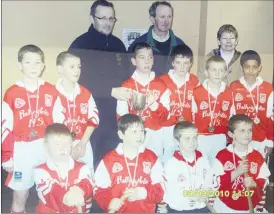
[
  {"x1": 128, "y1": 1, "x2": 185, "y2": 76},
  {"x1": 68, "y1": 0, "x2": 131, "y2": 168}
]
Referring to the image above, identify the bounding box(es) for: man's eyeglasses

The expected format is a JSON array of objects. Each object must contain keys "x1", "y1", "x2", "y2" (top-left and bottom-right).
[{"x1": 94, "y1": 16, "x2": 117, "y2": 23}]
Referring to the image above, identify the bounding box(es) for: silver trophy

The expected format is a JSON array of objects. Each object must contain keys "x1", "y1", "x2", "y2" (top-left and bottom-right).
[{"x1": 131, "y1": 91, "x2": 147, "y2": 114}]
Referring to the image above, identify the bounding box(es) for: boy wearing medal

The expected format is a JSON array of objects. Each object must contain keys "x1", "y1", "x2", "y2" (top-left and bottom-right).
[
  {"x1": 54, "y1": 51, "x2": 99, "y2": 174},
  {"x1": 212, "y1": 114, "x2": 270, "y2": 213},
  {"x1": 2, "y1": 45, "x2": 63, "y2": 213},
  {"x1": 160, "y1": 121, "x2": 214, "y2": 213},
  {"x1": 93, "y1": 114, "x2": 165, "y2": 213},
  {"x1": 230, "y1": 50, "x2": 273, "y2": 158},
  {"x1": 192, "y1": 55, "x2": 234, "y2": 164},
  {"x1": 33, "y1": 123, "x2": 94, "y2": 213},
  {"x1": 116, "y1": 43, "x2": 170, "y2": 159},
  {"x1": 159, "y1": 44, "x2": 200, "y2": 163}
]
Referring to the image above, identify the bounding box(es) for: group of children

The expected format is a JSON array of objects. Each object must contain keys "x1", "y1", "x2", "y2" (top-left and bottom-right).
[{"x1": 1, "y1": 23, "x2": 273, "y2": 213}]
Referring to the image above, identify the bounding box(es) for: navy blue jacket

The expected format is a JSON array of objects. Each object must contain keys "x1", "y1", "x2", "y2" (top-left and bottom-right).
[{"x1": 128, "y1": 25, "x2": 184, "y2": 76}]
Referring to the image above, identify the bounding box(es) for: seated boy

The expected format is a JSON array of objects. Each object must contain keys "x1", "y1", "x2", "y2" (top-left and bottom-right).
[
  {"x1": 117, "y1": 42, "x2": 170, "y2": 159},
  {"x1": 33, "y1": 123, "x2": 94, "y2": 213},
  {"x1": 93, "y1": 114, "x2": 165, "y2": 213},
  {"x1": 160, "y1": 121, "x2": 215, "y2": 213},
  {"x1": 192, "y1": 55, "x2": 234, "y2": 164},
  {"x1": 212, "y1": 114, "x2": 270, "y2": 213},
  {"x1": 230, "y1": 50, "x2": 273, "y2": 158},
  {"x1": 160, "y1": 44, "x2": 200, "y2": 162},
  {"x1": 55, "y1": 51, "x2": 99, "y2": 173},
  {"x1": 198, "y1": 24, "x2": 242, "y2": 85}
]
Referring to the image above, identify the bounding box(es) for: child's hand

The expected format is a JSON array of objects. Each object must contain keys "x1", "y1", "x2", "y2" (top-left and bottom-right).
[
  {"x1": 124, "y1": 187, "x2": 147, "y2": 202},
  {"x1": 63, "y1": 186, "x2": 85, "y2": 207},
  {"x1": 244, "y1": 177, "x2": 257, "y2": 188},
  {"x1": 233, "y1": 159, "x2": 248, "y2": 178},
  {"x1": 108, "y1": 198, "x2": 124, "y2": 212},
  {"x1": 111, "y1": 87, "x2": 131, "y2": 101},
  {"x1": 71, "y1": 142, "x2": 86, "y2": 160},
  {"x1": 146, "y1": 92, "x2": 157, "y2": 107}
]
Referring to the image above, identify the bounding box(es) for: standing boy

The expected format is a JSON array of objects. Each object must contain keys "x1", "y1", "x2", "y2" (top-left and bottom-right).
[
  {"x1": 230, "y1": 50, "x2": 273, "y2": 158},
  {"x1": 2, "y1": 45, "x2": 62, "y2": 213},
  {"x1": 34, "y1": 123, "x2": 94, "y2": 213},
  {"x1": 94, "y1": 114, "x2": 165, "y2": 213},
  {"x1": 55, "y1": 51, "x2": 99, "y2": 173},
  {"x1": 192, "y1": 55, "x2": 234, "y2": 164},
  {"x1": 159, "y1": 44, "x2": 200, "y2": 162},
  {"x1": 117, "y1": 43, "x2": 170, "y2": 159},
  {"x1": 212, "y1": 114, "x2": 270, "y2": 213}
]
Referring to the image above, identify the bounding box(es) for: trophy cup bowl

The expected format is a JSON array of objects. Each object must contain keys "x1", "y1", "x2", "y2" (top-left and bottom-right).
[{"x1": 132, "y1": 91, "x2": 147, "y2": 111}]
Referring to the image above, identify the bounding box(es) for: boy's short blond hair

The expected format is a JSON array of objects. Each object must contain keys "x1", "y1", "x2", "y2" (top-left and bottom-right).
[
  {"x1": 18, "y1": 44, "x2": 44, "y2": 63},
  {"x1": 205, "y1": 55, "x2": 226, "y2": 70},
  {"x1": 44, "y1": 123, "x2": 73, "y2": 141},
  {"x1": 173, "y1": 121, "x2": 197, "y2": 142},
  {"x1": 217, "y1": 24, "x2": 238, "y2": 40},
  {"x1": 56, "y1": 51, "x2": 80, "y2": 66}
]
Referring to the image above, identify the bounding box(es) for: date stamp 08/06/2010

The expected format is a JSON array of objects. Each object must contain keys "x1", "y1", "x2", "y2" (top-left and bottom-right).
[{"x1": 183, "y1": 190, "x2": 255, "y2": 198}]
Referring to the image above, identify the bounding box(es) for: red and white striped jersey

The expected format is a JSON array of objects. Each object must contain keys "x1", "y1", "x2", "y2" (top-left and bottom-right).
[
  {"x1": 93, "y1": 143, "x2": 165, "y2": 213},
  {"x1": 117, "y1": 71, "x2": 169, "y2": 130},
  {"x1": 55, "y1": 79, "x2": 99, "y2": 140},
  {"x1": 34, "y1": 157, "x2": 94, "y2": 213},
  {"x1": 212, "y1": 144, "x2": 270, "y2": 211},
  {"x1": 230, "y1": 77, "x2": 273, "y2": 143},
  {"x1": 159, "y1": 70, "x2": 200, "y2": 126},
  {"x1": 192, "y1": 80, "x2": 234, "y2": 135}
]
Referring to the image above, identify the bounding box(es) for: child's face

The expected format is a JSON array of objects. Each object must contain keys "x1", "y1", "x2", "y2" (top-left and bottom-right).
[
  {"x1": 229, "y1": 122, "x2": 252, "y2": 146},
  {"x1": 45, "y1": 134, "x2": 72, "y2": 162},
  {"x1": 178, "y1": 128, "x2": 198, "y2": 154},
  {"x1": 242, "y1": 60, "x2": 261, "y2": 81},
  {"x1": 218, "y1": 32, "x2": 238, "y2": 52},
  {"x1": 118, "y1": 123, "x2": 145, "y2": 149},
  {"x1": 59, "y1": 57, "x2": 81, "y2": 83},
  {"x1": 206, "y1": 62, "x2": 227, "y2": 84},
  {"x1": 172, "y1": 56, "x2": 192, "y2": 77},
  {"x1": 131, "y1": 48, "x2": 154, "y2": 74},
  {"x1": 19, "y1": 52, "x2": 44, "y2": 79}
]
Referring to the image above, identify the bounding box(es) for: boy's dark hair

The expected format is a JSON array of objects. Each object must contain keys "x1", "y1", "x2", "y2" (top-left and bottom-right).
[
  {"x1": 171, "y1": 44, "x2": 193, "y2": 62},
  {"x1": 18, "y1": 45, "x2": 44, "y2": 63},
  {"x1": 240, "y1": 50, "x2": 261, "y2": 67},
  {"x1": 217, "y1": 24, "x2": 238, "y2": 40},
  {"x1": 173, "y1": 121, "x2": 197, "y2": 142},
  {"x1": 149, "y1": 1, "x2": 173, "y2": 17},
  {"x1": 131, "y1": 42, "x2": 153, "y2": 58},
  {"x1": 117, "y1": 114, "x2": 144, "y2": 134},
  {"x1": 90, "y1": 0, "x2": 114, "y2": 16},
  {"x1": 44, "y1": 123, "x2": 73, "y2": 141},
  {"x1": 228, "y1": 114, "x2": 253, "y2": 133},
  {"x1": 56, "y1": 51, "x2": 80, "y2": 66},
  {"x1": 205, "y1": 55, "x2": 226, "y2": 70}
]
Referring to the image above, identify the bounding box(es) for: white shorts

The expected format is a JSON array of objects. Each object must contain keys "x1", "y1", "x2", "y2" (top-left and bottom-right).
[
  {"x1": 197, "y1": 134, "x2": 226, "y2": 165},
  {"x1": 162, "y1": 125, "x2": 179, "y2": 163},
  {"x1": 251, "y1": 139, "x2": 273, "y2": 158},
  {"x1": 213, "y1": 197, "x2": 250, "y2": 213},
  {"x1": 73, "y1": 140, "x2": 94, "y2": 174},
  {"x1": 143, "y1": 128, "x2": 164, "y2": 160},
  {"x1": 6, "y1": 139, "x2": 47, "y2": 191}
]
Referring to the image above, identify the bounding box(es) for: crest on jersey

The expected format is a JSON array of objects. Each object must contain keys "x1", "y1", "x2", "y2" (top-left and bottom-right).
[
  {"x1": 177, "y1": 174, "x2": 186, "y2": 182},
  {"x1": 143, "y1": 162, "x2": 151, "y2": 174},
  {"x1": 80, "y1": 103, "x2": 88, "y2": 114},
  {"x1": 235, "y1": 93, "x2": 243, "y2": 102},
  {"x1": 259, "y1": 93, "x2": 266, "y2": 104},
  {"x1": 187, "y1": 90, "x2": 193, "y2": 100},
  {"x1": 222, "y1": 101, "x2": 230, "y2": 111},
  {"x1": 250, "y1": 162, "x2": 258, "y2": 174},
  {"x1": 224, "y1": 161, "x2": 234, "y2": 171},
  {"x1": 112, "y1": 162, "x2": 123, "y2": 173},
  {"x1": 15, "y1": 98, "x2": 26, "y2": 109},
  {"x1": 45, "y1": 94, "x2": 53, "y2": 107},
  {"x1": 200, "y1": 101, "x2": 208, "y2": 110}
]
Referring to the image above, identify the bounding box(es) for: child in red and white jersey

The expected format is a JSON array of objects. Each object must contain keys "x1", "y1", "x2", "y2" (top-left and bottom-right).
[
  {"x1": 34, "y1": 123, "x2": 94, "y2": 213},
  {"x1": 93, "y1": 114, "x2": 165, "y2": 213},
  {"x1": 160, "y1": 121, "x2": 215, "y2": 213},
  {"x1": 117, "y1": 43, "x2": 169, "y2": 159},
  {"x1": 192, "y1": 55, "x2": 234, "y2": 164},
  {"x1": 212, "y1": 114, "x2": 270, "y2": 213},
  {"x1": 54, "y1": 51, "x2": 99, "y2": 173},
  {"x1": 230, "y1": 50, "x2": 273, "y2": 158},
  {"x1": 2, "y1": 45, "x2": 63, "y2": 213},
  {"x1": 159, "y1": 44, "x2": 200, "y2": 163}
]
